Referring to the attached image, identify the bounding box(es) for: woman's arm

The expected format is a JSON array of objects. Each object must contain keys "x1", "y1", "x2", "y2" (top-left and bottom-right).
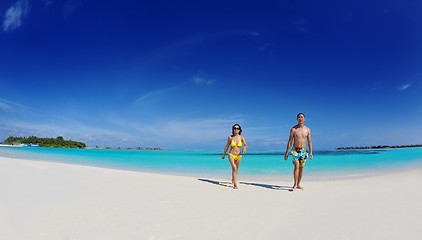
[
  {"x1": 241, "y1": 136, "x2": 248, "y2": 154},
  {"x1": 222, "y1": 136, "x2": 231, "y2": 159}
]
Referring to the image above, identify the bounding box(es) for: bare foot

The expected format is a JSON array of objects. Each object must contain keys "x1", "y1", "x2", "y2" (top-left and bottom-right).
[
  {"x1": 233, "y1": 179, "x2": 238, "y2": 189},
  {"x1": 297, "y1": 186, "x2": 304, "y2": 191},
  {"x1": 290, "y1": 186, "x2": 297, "y2": 191}
]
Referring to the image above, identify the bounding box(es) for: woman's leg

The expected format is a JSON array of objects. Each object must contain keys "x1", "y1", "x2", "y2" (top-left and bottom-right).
[
  {"x1": 234, "y1": 158, "x2": 241, "y2": 188},
  {"x1": 228, "y1": 155, "x2": 239, "y2": 189}
]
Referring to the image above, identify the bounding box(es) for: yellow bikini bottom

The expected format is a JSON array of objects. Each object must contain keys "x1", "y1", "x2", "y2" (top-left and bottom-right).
[{"x1": 229, "y1": 153, "x2": 242, "y2": 161}]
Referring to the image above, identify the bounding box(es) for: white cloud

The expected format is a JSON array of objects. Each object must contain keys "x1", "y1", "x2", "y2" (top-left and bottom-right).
[
  {"x1": 291, "y1": 18, "x2": 311, "y2": 33},
  {"x1": 105, "y1": 111, "x2": 247, "y2": 148},
  {"x1": 0, "y1": 102, "x2": 12, "y2": 113},
  {"x1": 2, "y1": 0, "x2": 30, "y2": 32},
  {"x1": 298, "y1": 27, "x2": 311, "y2": 33},
  {"x1": 63, "y1": 0, "x2": 81, "y2": 18},
  {"x1": 191, "y1": 74, "x2": 213, "y2": 86},
  {"x1": 43, "y1": 0, "x2": 53, "y2": 7},
  {"x1": 248, "y1": 31, "x2": 260, "y2": 36},
  {"x1": 133, "y1": 87, "x2": 177, "y2": 107},
  {"x1": 0, "y1": 116, "x2": 133, "y2": 147},
  {"x1": 369, "y1": 81, "x2": 385, "y2": 91},
  {"x1": 149, "y1": 30, "x2": 262, "y2": 62},
  {"x1": 0, "y1": 97, "x2": 35, "y2": 115},
  {"x1": 398, "y1": 83, "x2": 412, "y2": 91},
  {"x1": 292, "y1": 19, "x2": 308, "y2": 25},
  {"x1": 0, "y1": 108, "x2": 287, "y2": 149}
]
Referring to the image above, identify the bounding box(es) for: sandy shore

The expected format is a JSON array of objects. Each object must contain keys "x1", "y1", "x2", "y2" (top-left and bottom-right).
[{"x1": 1, "y1": 156, "x2": 421, "y2": 240}]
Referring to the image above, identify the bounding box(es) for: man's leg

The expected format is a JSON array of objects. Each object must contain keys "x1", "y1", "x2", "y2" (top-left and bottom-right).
[
  {"x1": 292, "y1": 161, "x2": 300, "y2": 190},
  {"x1": 297, "y1": 167, "x2": 304, "y2": 190}
]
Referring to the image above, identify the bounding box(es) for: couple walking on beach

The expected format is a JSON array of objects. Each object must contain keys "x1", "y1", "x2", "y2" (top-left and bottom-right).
[{"x1": 221, "y1": 113, "x2": 313, "y2": 190}]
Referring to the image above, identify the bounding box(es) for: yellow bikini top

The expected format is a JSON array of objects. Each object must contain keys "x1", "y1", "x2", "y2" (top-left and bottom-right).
[{"x1": 231, "y1": 139, "x2": 242, "y2": 147}]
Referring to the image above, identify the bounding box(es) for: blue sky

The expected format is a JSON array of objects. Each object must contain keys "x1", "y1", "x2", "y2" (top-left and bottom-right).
[{"x1": 0, "y1": 0, "x2": 421, "y2": 150}]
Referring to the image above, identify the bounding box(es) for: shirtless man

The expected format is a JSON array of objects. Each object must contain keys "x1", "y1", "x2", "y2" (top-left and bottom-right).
[{"x1": 284, "y1": 113, "x2": 313, "y2": 191}]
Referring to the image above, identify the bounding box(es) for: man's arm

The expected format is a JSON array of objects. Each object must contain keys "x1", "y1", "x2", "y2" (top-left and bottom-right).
[
  {"x1": 284, "y1": 128, "x2": 294, "y2": 160},
  {"x1": 307, "y1": 128, "x2": 313, "y2": 160}
]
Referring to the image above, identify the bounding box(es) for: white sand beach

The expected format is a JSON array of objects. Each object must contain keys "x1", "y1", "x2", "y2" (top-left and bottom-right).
[{"x1": 1, "y1": 156, "x2": 422, "y2": 240}]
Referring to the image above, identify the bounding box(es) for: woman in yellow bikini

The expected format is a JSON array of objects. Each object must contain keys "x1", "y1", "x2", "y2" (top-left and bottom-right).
[{"x1": 222, "y1": 124, "x2": 248, "y2": 189}]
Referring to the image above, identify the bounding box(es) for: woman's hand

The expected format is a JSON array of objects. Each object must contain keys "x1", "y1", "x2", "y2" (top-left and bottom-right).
[{"x1": 221, "y1": 154, "x2": 225, "y2": 159}]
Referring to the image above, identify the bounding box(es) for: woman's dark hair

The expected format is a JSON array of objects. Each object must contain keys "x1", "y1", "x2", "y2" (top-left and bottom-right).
[
  {"x1": 297, "y1": 113, "x2": 305, "y2": 118},
  {"x1": 232, "y1": 124, "x2": 242, "y2": 135}
]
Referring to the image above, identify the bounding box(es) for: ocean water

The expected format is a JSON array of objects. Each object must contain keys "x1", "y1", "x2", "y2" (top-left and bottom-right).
[{"x1": 1, "y1": 146, "x2": 422, "y2": 180}]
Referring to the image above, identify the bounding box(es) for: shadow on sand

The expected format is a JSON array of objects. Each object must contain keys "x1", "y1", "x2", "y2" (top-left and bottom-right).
[
  {"x1": 197, "y1": 178, "x2": 234, "y2": 188},
  {"x1": 239, "y1": 182, "x2": 292, "y2": 191},
  {"x1": 198, "y1": 178, "x2": 292, "y2": 191}
]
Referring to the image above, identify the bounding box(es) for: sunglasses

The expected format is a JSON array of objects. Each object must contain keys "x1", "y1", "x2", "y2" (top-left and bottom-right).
[{"x1": 233, "y1": 127, "x2": 240, "y2": 130}]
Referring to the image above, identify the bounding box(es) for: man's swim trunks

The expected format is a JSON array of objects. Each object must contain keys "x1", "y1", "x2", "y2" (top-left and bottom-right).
[{"x1": 291, "y1": 148, "x2": 308, "y2": 167}]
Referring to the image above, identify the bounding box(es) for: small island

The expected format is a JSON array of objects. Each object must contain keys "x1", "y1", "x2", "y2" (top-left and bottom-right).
[
  {"x1": 336, "y1": 144, "x2": 422, "y2": 150},
  {"x1": 3, "y1": 136, "x2": 87, "y2": 148},
  {"x1": 2, "y1": 136, "x2": 163, "y2": 150}
]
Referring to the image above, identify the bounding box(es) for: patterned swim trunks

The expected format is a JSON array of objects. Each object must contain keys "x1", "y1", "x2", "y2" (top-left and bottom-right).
[{"x1": 290, "y1": 148, "x2": 308, "y2": 167}]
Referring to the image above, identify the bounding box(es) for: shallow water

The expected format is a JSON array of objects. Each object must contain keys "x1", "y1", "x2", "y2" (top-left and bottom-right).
[{"x1": 1, "y1": 146, "x2": 422, "y2": 181}]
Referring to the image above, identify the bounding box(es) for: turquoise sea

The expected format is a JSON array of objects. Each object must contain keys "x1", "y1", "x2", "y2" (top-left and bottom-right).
[{"x1": 1, "y1": 146, "x2": 422, "y2": 181}]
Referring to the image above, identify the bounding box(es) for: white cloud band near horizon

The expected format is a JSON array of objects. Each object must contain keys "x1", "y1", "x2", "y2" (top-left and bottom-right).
[
  {"x1": 0, "y1": 95, "x2": 245, "y2": 148},
  {"x1": 0, "y1": 113, "x2": 251, "y2": 149}
]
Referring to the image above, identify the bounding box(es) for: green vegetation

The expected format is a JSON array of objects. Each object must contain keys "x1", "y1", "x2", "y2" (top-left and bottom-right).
[{"x1": 3, "y1": 136, "x2": 86, "y2": 148}]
